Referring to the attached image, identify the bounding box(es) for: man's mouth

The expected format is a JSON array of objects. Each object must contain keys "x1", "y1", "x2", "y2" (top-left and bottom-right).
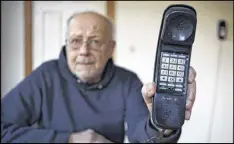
[{"x1": 77, "y1": 62, "x2": 94, "y2": 65}]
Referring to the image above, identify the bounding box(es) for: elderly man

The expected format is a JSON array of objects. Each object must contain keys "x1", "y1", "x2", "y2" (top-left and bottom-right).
[{"x1": 1, "y1": 11, "x2": 196, "y2": 143}]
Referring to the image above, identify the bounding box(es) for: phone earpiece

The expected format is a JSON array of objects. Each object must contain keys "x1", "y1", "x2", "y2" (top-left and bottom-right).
[
  {"x1": 160, "y1": 5, "x2": 197, "y2": 46},
  {"x1": 169, "y1": 16, "x2": 194, "y2": 41}
]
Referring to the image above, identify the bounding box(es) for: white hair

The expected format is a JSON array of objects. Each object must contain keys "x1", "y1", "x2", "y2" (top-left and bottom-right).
[{"x1": 65, "y1": 11, "x2": 115, "y2": 40}]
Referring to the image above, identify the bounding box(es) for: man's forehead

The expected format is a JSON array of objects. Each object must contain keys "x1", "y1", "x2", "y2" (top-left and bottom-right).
[{"x1": 68, "y1": 13, "x2": 110, "y2": 37}]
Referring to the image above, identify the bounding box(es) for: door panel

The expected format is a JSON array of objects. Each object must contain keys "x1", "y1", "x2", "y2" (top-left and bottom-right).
[
  {"x1": 43, "y1": 12, "x2": 63, "y2": 61},
  {"x1": 32, "y1": 1, "x2": 106, "y2": 70},
  {"x1": 115, "y1": 1, "x2": 233, "y2": 143}
]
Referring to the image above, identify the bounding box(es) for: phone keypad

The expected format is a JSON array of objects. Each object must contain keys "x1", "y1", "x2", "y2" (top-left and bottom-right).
[
  {"x1": 169, "y1": 64, "x2": 177, "y2": 70},
  {"x1": 177, "y1": 65, "x2": 185, "y2": 71},
  {"x1": 161, "y1": 64, "x2": 169, "y2": 69},
  {"x1": 162, "y1": 57, "x2": 170, "y2": 63},
  {"x1": 169, "y1": 71, "x2": 176, "y2": 76},
  {"x1": 176, "y1": 77, "x2": 184, "y2": 83},
  {"x1": 178, "y1": 59, "x2": 185, "y2": 65},
  {"x1": 161, "y1": 70, "x2": 168, "y2": 75},
  {"x1": 168, "y1": 77, "x2": 176, "y2": 82},
  {"x1": 177, "y1": 71, "x2": 184, "y2": 77},
  {"x1": 170, "y1": 58, "x2": 177, "y2": 64},
  {"x1": 160, "y1": 76, "x2": 168, "y2": 81},
  {"x1": 158, "y1": 52, "x2": 189, "y2": 95}
]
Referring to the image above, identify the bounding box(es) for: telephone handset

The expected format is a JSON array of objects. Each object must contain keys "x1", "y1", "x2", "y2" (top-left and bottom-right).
[{"x1": 151, "y1": 4, "x2": 197, "y2": 130}]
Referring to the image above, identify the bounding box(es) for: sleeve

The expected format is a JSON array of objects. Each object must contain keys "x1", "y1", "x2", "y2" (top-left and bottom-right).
[
  {"x1": 125, "y1": 74, "x2": 181, "y2": 143},
  {"x1": 1, "y1": 65, "x2": 70, "y2": 143}
]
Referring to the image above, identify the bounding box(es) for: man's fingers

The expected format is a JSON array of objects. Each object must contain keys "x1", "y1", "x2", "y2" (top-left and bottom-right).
[
  {"x1": 187, "y1": 80, "x2": 196, "y2": 103},
  {"x1": 185, "y1": 77, "x2": 196, "y2": 120},
  {"x1": 185, "y1": 110, "x2": 191, "y2": 120},
  {"x1": 141, "y1": 83, "x2": 156, "y2": 104},
  {"x1": 186, "y1": 99, "x2": 194, "y2": 110},
  {"x1": 188, "y1": 66, "x2": 197, "y2": 84}
]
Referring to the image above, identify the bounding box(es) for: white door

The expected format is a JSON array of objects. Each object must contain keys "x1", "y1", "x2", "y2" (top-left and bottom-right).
[
  {"x1": 115, "y1": 1, "x2": 233, "y2": 143},
  {"x1": 32, "y1": 1, "x2": 106, "y2": 70}
]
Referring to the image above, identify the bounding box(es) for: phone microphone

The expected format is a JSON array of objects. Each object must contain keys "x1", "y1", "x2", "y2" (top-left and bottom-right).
[{"x1": 151, "y1": 4, "x2": 197, "y2": 130}]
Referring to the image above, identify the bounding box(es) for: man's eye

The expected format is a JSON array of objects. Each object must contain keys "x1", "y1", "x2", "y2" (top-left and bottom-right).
[
  {"x1": 90, "y1": 40, "x2": 100, "y2": 44},
  {"x1": 72, "y1": 39, "x2": 82, "y2": 44}
]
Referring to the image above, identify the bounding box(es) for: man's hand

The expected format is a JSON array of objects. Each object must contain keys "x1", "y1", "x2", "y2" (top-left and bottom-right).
[
  {"x1": 142, "y1": 66, "x2": 197, "y2": 121},
  {"x1": 68, "y1": 129, "x2": 114, "y2": 143}
]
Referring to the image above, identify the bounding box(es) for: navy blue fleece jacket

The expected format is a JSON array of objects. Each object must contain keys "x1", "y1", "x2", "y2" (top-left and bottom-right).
[{"x1": 1, "y1": 46, "x2": 181, "y2": 143}]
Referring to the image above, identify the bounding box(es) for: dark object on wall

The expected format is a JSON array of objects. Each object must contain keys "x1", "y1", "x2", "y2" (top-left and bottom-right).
[{"x1": 218, "y1": 19, "x2": 227, "y2": 40}]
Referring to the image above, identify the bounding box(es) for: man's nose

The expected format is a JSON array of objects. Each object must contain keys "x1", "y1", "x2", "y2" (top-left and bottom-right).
[{"x1": 79, "y1": 42, "x2": 89, "y2": 55}]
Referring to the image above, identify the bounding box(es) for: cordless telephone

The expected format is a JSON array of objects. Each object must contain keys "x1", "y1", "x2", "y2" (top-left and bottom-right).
[{"x1": 151, "y1": 4, "x2": 197, "y2": 130}]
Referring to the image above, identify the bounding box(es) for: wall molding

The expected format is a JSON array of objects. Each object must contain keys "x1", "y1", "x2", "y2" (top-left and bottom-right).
[
  {"x1": 106, "y1": 1, "x2": 116, "y2": 60},
  {"x1": 24, "y1": 1, "x2": 32, "y2": 77}
]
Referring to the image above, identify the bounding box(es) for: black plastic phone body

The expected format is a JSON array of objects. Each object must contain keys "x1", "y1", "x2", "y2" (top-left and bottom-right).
[{"x1": 151, "y1": 4, "x2": 197, "y2": 130}]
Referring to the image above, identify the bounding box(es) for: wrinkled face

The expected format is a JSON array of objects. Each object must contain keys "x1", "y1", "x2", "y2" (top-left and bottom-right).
[{"x1": 66, "y1": 13, "x2": 115, "y2": 83}]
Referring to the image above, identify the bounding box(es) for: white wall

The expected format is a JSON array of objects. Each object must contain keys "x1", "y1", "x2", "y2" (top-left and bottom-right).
[
  {"x1": 209, "y1": 41, "x2": 233, "y2": 143},
  {"x1": 1, "y1": 1, "x2": 25, "y2": 97}
]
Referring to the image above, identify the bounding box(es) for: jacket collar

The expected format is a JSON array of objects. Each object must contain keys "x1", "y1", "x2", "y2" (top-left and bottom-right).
[{"x1": 58, "y1": 45, "x2": 116, "y2": 90}]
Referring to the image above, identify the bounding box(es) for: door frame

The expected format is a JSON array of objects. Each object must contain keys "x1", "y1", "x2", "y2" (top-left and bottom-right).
[{"x1": 24, "y1": 1, "x2": 115, "y2": 77}]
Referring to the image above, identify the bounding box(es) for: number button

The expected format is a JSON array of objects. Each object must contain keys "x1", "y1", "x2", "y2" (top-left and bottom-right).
[
  {"x1": 159, "y1": 83, "x2": 167, "y2": 86},
  {"x1": 169, "y1": 71, "x2": 176, "y2": 76},
  {"x1": 161, "y1": 64, "x2": 169, "y2": 69},
  {"x1": 162, "y1": 53, "x2": 170, "y2": 57},
  {"x1": 178, "y1": 55, "x2": 186, "y2": 58},
  {"x1": 159, "y1": 87, "x2": 167, "y2": 90},
  {"x1": 160, "y1": 76, "x2": 168, "y2": 82},
  {"x1": 178, "y1": 59, "x2": 185, "y2": 65},
  {"x1": 176, "y1": 84, "x2": 183, "y2": 88},
  {"x1": 170, "y1": 58, "x2": 177, "y2": 64},
  {"x1": 170, "y1": 54, "x2": 178, "y2": 57},
  {"x1": 175, "y1": 88, "x2": 183, "y2": 92},
  {"x1": 162, "y1": 57, "x2": 169, "y2": 63},
  {"x1": 177, "y1": 65, "x2": 185, "y2": 71},
  {"x1": 176, "y1": 77, "x2": 183, "y2": 83},
  {"x1": 161, "y1": 70, "x2": 168, "y2": 75},
  {"x1": 168, "y1": 77, "x2": 175, "y2": 82},
  {"x1": 168, "y1": 83, "x2": 175, "y2": 87},
  {"x1": 177, "y1": 71, "x2": 184, "y2": 77},
  {"x1": 169, "y1": 64, "x2": 177, "y2": 70}
]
